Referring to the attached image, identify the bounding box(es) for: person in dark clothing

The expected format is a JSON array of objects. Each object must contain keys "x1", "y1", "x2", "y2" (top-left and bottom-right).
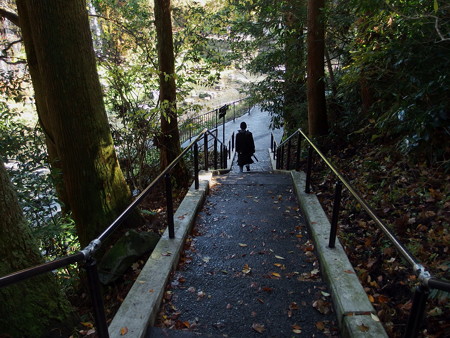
[{"x1": 235, "y1": 121, "x2": 255, "y2": 172}]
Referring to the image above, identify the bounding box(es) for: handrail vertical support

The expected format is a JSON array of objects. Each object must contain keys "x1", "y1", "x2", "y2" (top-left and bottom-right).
[
  {"x1": 270, "y1": 134, "x2": 274, "y2": 153},
  {"x1": 305, "y1": 146, "x2": 313, "y2": 193},
  {"x1": 194, "y1": 142, "x2": 199, "y2": 190},
  {"x1": 404, "y1": 285, "x2": 429, "y2": 338},
  {"x1": 296, "y1": 133, "x2": 301, "y2": 171},
  {"x1": 165, "y1": 173, "x2": 175, "y2": 239},
  {"x1": 204, "y1": 133, "x2": 208, "y2": 171},
  {"x1": 276, "y1": 147, "x2": 281, "y2": 169},
  {"x1": 214, "y1": 138, "x2": 218, "y2": 170},
  {"x1": 329, "y1": 181, "x2": 342, "y2": 248},
  {"x1": 85, "y1": 258, "x2": 109, "y2": 338},
  {"x1": 287, "y1": 139, "x2": 292, "y2": 170}
]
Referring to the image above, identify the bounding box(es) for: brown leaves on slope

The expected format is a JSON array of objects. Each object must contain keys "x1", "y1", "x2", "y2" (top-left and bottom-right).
[{"x1": 311, "y1": 141, "x2": 449, "y2": 337}]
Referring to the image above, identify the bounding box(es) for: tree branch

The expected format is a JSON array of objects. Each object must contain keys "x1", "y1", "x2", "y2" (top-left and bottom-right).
[{"x1": 0, "y1": 8, "x2": 20, "y2": 27}]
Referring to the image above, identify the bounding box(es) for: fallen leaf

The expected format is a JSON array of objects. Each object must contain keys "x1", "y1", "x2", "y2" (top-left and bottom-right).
[
  {"x1": 275, "y1": 255, "x2": 285, "y2": 260},
  {"x1": 239, "y1": 243, "x2": 248, "y2": 247},
  {"x1": 81, "y1": 322, "x2": 94, "y2": 328},
  {"x1": 271, "y1": 272, "x2": 281, "y2": 278},
  {"x1": 358, "y1": 324, "x2": 370, "y2": 332},
  {"x1": 292, "y1": 324, "x2": 302, "y2": 334},
  {"x1": 316, "y1": 321, "x2": 325, "y2": 331},
  {"x1": 312, "y1": 299, "x2": 331, "y2": 314},
  {"x1": 120, "y1": 327, "x2": 128, "y2": 335},
  {"x1": 252, "y1": 323, "x2": 266, "y2": 333},
  {"x1": 289, "y1": 302, "x2": 299, "y2": 310},
  {"x1": 371, "y1": 313, "x2": 380, "y2": 322},
  {"x1": 242, "y1": 264, "x2": 252, "y2": 274}
]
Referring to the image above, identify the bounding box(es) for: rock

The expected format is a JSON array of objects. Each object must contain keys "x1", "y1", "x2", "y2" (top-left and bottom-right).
[{"x1": 98, "y1": 230, "x2": 160, "y2": 285}]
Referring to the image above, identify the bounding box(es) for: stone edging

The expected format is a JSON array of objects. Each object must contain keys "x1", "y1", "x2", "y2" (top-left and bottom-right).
[{"x1": 108, "y1": 171, "x2": 213, "y2": 338}]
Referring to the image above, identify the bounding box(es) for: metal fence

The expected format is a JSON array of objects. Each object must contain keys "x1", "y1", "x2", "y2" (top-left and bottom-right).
[{"x1": 179, "y1": 97, "x2": 251, "y2": 144}]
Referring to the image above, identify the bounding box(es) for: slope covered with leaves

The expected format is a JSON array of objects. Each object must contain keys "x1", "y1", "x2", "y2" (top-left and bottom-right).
[{"x1": 309, "y1": 136, "x2": 449, "y2": 337}]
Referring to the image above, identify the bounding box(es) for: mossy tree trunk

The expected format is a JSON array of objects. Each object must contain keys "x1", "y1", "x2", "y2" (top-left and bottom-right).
[
  {"x1": 16, "y1": 0, "x2": 133, "y2": 248},
  {"x1": 0, "y1": 160, "x2": 73, "y2": 336},
  {"x1": 153, "y1": 0, "x2": 188, "y2": 188},
  {"x1": 307, "y1": 0, "x2": 328, "y2": 137}
]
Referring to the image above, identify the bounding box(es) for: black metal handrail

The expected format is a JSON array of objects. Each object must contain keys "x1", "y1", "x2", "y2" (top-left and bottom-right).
[
  {"x1": 0, "y1": 127, "x2": 223, "y2": 338},
  {"x1": 271, "y1": 128, "x2": 450, "y2": 338}
]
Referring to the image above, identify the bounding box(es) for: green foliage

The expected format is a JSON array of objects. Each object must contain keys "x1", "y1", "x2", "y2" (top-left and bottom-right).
[
  {"x1": 328, "y1": 0, "x2": 450, "y2": 164},
  {"x1": 225, "y1": 0, "x2": 308, "y2": 131},
  {"x1": 0, "y1": 71, "x2": 79, "y2": 263},
  {"x1": 90, "y1": 0, "x2": 229, "y2": 190}
]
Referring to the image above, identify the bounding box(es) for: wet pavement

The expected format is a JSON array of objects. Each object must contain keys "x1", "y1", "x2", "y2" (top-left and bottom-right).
[{"x1": 148, "y1": 108, "x2": 339, "y2": 337}]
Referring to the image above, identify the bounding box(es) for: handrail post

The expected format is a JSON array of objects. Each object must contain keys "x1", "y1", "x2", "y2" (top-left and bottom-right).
[
  {"x1": 305, "y1": 146, "x2": 313, "y2": 193},
  {"x1": 85, "y1": 258, "x2": 109, "y2": 338},
  {"x1": 165, "y1": 173, "x2": 175, "y2": 239},
  {"x1": 276, "y1": 147, "x2": 281, "y2": 169},
  {"x1": 214, "y1": 138, "x2": 218, "y2": 170},
  {"x1": 215, "y1": 108, "x2": 218, "y2": 129},
  {"x1": 222, "y1": 145, "x2": 227, "y2": 168},
  {"x1": 329, "y1": 181, "x2": 343, "y2": 248},
  {"x1": 404, "y1": 285, "x2": 429, "y2": 338},
  {"x1": 296, "y1": 133, "x2": 301, "y2": 171},
  {"x1": 280, "y1": 145, "x2": 285, "y2": 169},
  {"x1": 194, "y1": 142, "x2": 199, "y2": 189},
  {"x1": 204, "y1": 133, "x2": 209, "y2": 171},
  {"x1": 232, "y1": 132, "x2": 235, "y2": 150},
  {"x1": 270, "y1": 134, "x2": 274, "y2": 152},
  {"x1": 287, "y1": 139, "x2": 292, "y2": 170}
]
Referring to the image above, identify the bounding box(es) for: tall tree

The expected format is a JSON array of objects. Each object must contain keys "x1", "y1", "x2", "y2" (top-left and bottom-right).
[
  {"x1": 283, "y1": 0, "x2": 307, "y2": 133},
  {"x1": 16, "y1": 0, "x2": 134, "y2": 248},
  {"x1": 227, "y1": 0, "x2": 308, "y2": 132},
  {"x1": 307, "y1": 0, "x2": 328, "y2": 136},
  {"x1": 0, "y1": 159, "x2": 73, "y2": 336},
  {"x1": 153, "y1": 0, "x2": 188, "y2": 187}
]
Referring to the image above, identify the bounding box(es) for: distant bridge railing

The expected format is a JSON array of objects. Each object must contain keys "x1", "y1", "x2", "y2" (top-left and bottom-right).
[
  {"x1": 179, "y1": 97, "x2": 251, "y2": 144},
  {"x1": 0, "y1": 128, "x2": 228, "y2": 338},
  {"x1": 271, "y1": 128, "x2": 450, "y2": 338}
]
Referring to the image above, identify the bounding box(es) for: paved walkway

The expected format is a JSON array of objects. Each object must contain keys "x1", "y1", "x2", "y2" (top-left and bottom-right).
[{"x1": 149, "y1": 109, "x2": 339, "y2": 337}]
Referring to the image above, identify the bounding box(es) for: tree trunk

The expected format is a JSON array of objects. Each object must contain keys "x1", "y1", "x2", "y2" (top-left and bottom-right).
[
  {"x1": 283, "y1": 0, "x2": 307, "y2": 133},
  {"x1": 154, "y1": 0, "x2": 188, "y2": 188},
  {"x1": 307, "y1": 0, "x2": 328, "y2": 137},
  {"x1": 0, "y1": 160, "x2": 73, "y2": 336},
  {"x1": 16, "y1": 0, "x2": 133, "y2": 248}
]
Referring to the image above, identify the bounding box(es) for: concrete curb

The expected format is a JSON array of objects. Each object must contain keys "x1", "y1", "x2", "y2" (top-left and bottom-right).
[
  {"x1": 108, "y1": 171, "x2": 213, "y2": 338},
  {"x1": 290, "y1": 170, "x2": 388, "y2": 338}
]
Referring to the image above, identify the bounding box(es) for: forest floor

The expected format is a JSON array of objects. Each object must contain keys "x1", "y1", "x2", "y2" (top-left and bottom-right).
[{"x1": 308, "y1": 136, "x2": 449, "y2": 338}]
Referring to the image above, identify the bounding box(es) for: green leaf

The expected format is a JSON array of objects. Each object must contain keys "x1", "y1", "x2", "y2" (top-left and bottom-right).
[{"x1": 434, "y1": 0, "x2": 439, "y2": 13}]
